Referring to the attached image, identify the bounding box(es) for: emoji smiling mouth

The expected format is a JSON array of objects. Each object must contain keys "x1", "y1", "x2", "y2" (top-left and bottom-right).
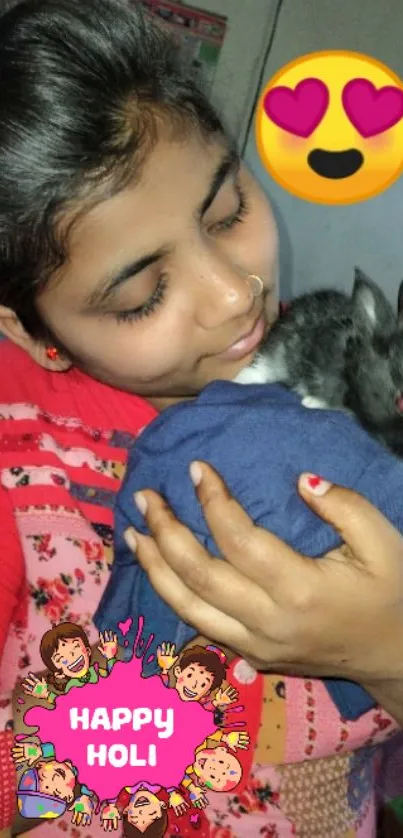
[{"x1": 307, "y1": 148, "x2": 364, "y2": 179}]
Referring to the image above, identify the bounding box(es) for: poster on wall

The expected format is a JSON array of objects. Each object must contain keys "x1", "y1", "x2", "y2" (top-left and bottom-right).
[{"x1": 136, "y1": 0, "x2": 227, "y2": 95}]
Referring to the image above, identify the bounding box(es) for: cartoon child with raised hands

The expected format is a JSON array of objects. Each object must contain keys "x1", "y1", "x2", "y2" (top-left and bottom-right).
[
  {"x1": 100, "y1": 781, "x2": 189, "y2": 835},
  {"x1": 21, "y1": 621, "x2": 118, "y2": 703},
  {"x1": 181, "y1": 729, "x2": 250, "y2": 805},
  {"x1": 157, "y1": 642, "x2": 238, "y2": 719},
  {"x1": 12, "y1": 738, "x2": 97, "y2": 824}
]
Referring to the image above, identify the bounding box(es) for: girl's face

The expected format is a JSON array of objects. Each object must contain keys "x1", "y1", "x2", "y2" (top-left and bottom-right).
[
  {"x1": 37, "y1": 131, "x2": 279, "y2": 406},
  {"x1": 126, "y1": 790, "x2": 165, "y2": 831}
]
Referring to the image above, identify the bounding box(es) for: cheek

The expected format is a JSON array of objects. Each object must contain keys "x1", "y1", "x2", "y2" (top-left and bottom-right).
[
  {"x1": 77, "y1": 640, "x2": 87, "y2": 657},
  {"x1": 280, "y1": 133, "x2": 307, "y2": 152},
  {"x1": 244, "y1": 194, "x2": 279, "y2": 279},
  {"x1": 177, "y1": 676, "x2": 184, "y2": 685},
  {"x1": 91, "y1": 309, "x2": 191, "y2": 384},
  {"x1": 364, "y1": 134, "x2": 392, "y2": 152}
]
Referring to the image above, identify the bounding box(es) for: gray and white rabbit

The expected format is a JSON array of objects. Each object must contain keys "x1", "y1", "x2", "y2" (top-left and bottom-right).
[{"x1": 235, "y1": 268, "x2": 403, "y2": 457}]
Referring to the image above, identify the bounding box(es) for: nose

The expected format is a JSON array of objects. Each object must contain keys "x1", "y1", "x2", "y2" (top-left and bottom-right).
[{"x1": 193, "y1": 257, "x2": 256, "y2": 329}]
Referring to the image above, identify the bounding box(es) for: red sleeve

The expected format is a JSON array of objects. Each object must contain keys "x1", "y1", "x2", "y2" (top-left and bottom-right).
[
  {"x1": 157, "y1": 787, "x2": 170, "y2": 806},
  {"x1": 0, "y1": 485, "x2": 25, "y2": 663},
  {"x1": 0, "y1": 729, "x2": 16, "y2": 829},
  {"x1": 116, "y1": 787, "x2": 131, "y2": 812}
]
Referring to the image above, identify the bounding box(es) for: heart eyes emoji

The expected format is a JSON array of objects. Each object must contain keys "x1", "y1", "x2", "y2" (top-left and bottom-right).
[{"x1": 264, "y1": 77, "x2": 403, "y2": 138}]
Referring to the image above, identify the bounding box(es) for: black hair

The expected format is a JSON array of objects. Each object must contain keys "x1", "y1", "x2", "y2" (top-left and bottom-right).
[{"x1": 0, "y1": 0, "x2": 224, "y2": 341}]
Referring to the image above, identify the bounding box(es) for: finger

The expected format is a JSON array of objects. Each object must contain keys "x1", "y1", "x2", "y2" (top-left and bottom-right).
[
  {"x1": 129, "y1": 502, "x2": 277, "y2": 633},
  {"x1": 190, "y1": 461, "x2": 314, "y2": 596},
  {"x1": 299, "y1": 474, "x2": 403, "y2": 571},
  {"x1": 131, "y1": 527, "x2": 270, "y2": 656}
]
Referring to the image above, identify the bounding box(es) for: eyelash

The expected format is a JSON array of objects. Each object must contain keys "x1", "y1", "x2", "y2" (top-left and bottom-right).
[{"x1": 115, "y1": 184, "x2": 250, "y2": 325}]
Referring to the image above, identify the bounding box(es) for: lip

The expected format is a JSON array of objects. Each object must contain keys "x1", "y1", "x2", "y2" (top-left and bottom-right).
[
  {"x1": 183, "y1": 687, "x2": 197, "y2": 698},
  {"x1": 68, "y1": 655, "x2": 85, "y2": 672},
  {"x1": 218, "y1": 315, "x2": 266, "y2": 361},
  {"x1": 134, "y1": 797, "x2": 149, "y2": 807}
]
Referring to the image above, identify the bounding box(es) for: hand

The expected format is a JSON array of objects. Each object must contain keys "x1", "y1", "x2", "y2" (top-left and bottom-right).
[
  {"x1": 98, "y1": 631, "x2": 119, "y2": 660},
  {"x1": 223, "y1": 730, "x2": 250, "y2": 751},
  {"x1": 11, "y1": 741, "x2": 42, "y2": 767},
  {"x1": 157, "y1": 641, "x2": 179, "y2": 672},
  {"x1": 21, "y1": 673, "x2": 50, "y2": 700},
  {"x1": 100, "y1": 803, "x2": 121, "y2": 831},
  {"x1": 168, "y1": 791, "x2": 189, "y2": 816},
  {"x1": 212, "y1": 684, "x2": 238, "y2": 708},
  {"x1": 188, "y1": 783, "x2": 208, "y2": 808},
  {"x1": 69, "y1": 794, "x2": 94, "y2": 827},
  {"x1": 125, "y1": 462, "x2": 403, "y2": 684}
]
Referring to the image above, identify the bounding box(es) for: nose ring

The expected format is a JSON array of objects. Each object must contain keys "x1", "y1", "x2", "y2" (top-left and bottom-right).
[{"x1": 247, "y1": 274, "x2": 264, "y2": 297}]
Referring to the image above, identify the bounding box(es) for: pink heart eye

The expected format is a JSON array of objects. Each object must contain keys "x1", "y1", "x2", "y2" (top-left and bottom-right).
[
  {"x1": 342, "y1": 78, "x2": 403, "y2": 138},
  {"x1": 263, "y1": 78, "x2": 329, "y2": 138}
]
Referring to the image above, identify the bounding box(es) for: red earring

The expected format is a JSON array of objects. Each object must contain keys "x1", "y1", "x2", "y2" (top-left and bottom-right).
[{"x1": 46, "y1": 346, "x2": 59, "y2": 361}]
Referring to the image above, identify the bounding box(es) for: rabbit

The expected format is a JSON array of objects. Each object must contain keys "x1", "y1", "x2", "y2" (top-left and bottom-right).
[{"x1": 234, "y1": 268, "x2": 403, "y2": 457}]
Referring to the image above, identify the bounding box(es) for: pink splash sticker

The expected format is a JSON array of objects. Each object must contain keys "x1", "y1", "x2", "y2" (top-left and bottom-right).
[
  {"x1": 24, "y1": 620, "x2": 213, "y2": 801},
  {"x1": 118, "y1": 617, "x2": 133, "y2": 637}
]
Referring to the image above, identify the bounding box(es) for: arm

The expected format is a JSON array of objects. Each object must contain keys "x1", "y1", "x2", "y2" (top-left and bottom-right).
[
  {"x1": 97, "y1": 631, "x2": 119, "y2": 676},
  {"x1": 156, "y1": 642, "x2": 179, "y2": 686},
  {"x1": 124, "y1": 463, "x2": 403, "y2": 714}
]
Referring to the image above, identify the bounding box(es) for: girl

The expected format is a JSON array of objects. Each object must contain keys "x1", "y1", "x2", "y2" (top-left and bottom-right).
[{"x1": 0, "y1": 0, "x2": 402, "y2": 835}]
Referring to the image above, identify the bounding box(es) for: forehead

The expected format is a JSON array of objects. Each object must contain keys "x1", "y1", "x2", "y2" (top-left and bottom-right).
[
  {"x1": 46, "y1": 133, "x2": 227, "y2": 304},
  {"x1": 184, "y1": 663, "x2": 211, "y2": 673},
  {"x1": 53, "y1": 637, "x2": 81, "y2": 652}
]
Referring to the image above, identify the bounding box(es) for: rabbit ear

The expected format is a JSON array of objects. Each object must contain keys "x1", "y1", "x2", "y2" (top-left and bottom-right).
[
  {"x1": 352, "y1": 267, "x2": 395, "y2": 335},
  {"x1": 397, "y1": 279, "x2": 403, "y2": 321}
]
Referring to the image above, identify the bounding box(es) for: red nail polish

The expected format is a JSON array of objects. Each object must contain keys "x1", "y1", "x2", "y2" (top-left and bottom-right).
[{"x1": 307, "y1": 475, "x2": 321, "y2": 489}]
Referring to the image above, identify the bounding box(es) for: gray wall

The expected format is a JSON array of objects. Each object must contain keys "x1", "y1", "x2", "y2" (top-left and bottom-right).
[{"x1": 244, "y1": 0, "x2": 403, "y2": 305}]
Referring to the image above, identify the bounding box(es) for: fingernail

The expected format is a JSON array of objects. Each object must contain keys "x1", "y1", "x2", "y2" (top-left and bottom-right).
[
  {"x1": 300, "y1": 473, "x2": 332, "y2": 496},
  {"x1": 134, "y1": 491, "x2": 148, "y2": 515},
  {"x1": 124, "y1": 528, "x2": 137, "y2": 552},
  {"x1": 189, "y1": 461, "x2": 203, "y2": 487}
]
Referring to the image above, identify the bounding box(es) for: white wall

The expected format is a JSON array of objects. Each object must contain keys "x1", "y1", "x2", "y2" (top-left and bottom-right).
[{"x1": 244, "y1": 0, "x2": 403, "y2": 305}]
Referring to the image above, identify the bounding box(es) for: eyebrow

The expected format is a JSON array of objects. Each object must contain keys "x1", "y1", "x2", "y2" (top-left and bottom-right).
[{"x1": 85, "y1": 147, "x2": 240, "y2": 309}]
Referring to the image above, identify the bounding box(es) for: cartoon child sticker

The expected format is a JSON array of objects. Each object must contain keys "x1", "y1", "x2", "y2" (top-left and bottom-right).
[
  {"x1": 21, "y1": 621, "x2": 118, "y2": 703},
  {"x1": 100, "y1": 781, "x2": 189, "y2": 836},
  {"x1": 181, "y1": 729, "x2": 250, "y2": 803},
  {"x1": 12, "y1": 739, "x2": 97, "y2": 824},
  {"x1": 157, "y1": 643, "x2": 238, "y2": 720}
]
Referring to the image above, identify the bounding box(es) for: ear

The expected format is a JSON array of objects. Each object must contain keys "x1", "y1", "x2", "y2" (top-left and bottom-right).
[
  {"x1": 352, "y1": 267, "x2": 395, "y2": 335},
  {"x1": 161, "y1": 801, "x2": 167, "y2": 810},
  {"x1": 173, "y1": 665, "x2": 181, "y2": 679},
  {"x1": 0, "y1": 305, "x2": 72, "y2": 371}
]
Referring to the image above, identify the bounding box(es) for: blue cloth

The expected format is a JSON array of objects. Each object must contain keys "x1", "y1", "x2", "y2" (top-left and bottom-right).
[{"x1": 95, "y1": 381, "x2": 403, "y2": 720}]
